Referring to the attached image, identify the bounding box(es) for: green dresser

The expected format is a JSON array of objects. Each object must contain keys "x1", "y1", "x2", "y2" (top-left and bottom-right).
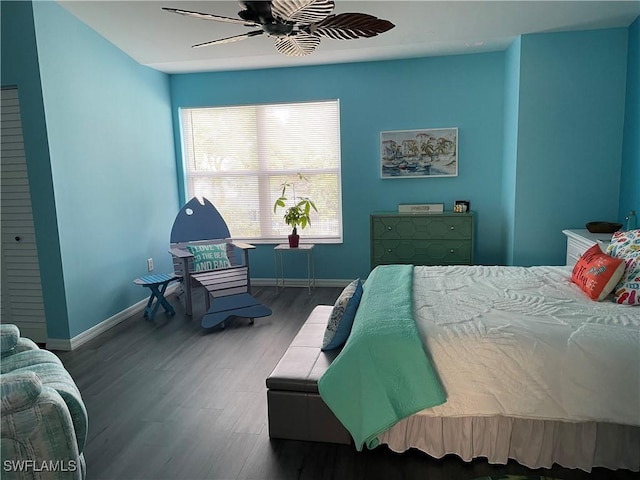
[{"x1": 370, "y1": 212, "x2": 474, "y2": 269}]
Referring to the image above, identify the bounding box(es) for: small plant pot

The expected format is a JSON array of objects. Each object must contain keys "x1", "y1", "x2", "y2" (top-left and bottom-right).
[{"x1": 288, "y1": 234, "x2": 300, "y2": 248}]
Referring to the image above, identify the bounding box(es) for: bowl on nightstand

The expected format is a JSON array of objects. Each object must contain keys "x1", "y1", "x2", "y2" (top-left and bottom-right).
[{"x1": 585, "y1": 221, "x2": 623, "y2": 234}]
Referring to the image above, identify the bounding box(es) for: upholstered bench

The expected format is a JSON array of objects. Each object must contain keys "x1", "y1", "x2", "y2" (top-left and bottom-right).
[{"x1": 266, "y1": 305, "x2": 351, "y2": 444}]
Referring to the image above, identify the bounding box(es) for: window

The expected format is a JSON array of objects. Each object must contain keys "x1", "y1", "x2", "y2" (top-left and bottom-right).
[{"x1": 179, "y1": 100, "x2": 342, "y2": 243}]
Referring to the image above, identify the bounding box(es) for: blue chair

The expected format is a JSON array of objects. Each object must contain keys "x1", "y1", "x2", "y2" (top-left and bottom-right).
[{"x1": 169, "y1": 197, "x2": 272, "y2": 328}]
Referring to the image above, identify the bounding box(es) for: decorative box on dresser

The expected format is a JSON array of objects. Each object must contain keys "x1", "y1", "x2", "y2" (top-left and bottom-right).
[
  {"x1": 370, "y1": 212, "x2": 474, "y2": 269},
  {"x1": 562, "y1": 229, "x2": 614, "y2": 267}
]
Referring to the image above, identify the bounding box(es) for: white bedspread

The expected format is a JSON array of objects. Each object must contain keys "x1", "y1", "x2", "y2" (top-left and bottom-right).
[{"x1": 411, "y1": 265, "x2": 640, "y2": 426}]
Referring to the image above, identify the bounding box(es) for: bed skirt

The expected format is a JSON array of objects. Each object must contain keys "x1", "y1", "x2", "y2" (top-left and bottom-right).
[{"x1": 378, "y1": 415, "x2": 640, "y2": 472}]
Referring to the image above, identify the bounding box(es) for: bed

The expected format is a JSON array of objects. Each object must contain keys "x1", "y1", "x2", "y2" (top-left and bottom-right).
[{"x1": 318, "y1": 262, "x2": 640, "y2": 472}]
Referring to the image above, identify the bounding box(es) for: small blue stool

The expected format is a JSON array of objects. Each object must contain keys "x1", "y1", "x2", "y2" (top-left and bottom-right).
[{"x1": 133, "y1": 273, "x2": 179, "y2": 321}]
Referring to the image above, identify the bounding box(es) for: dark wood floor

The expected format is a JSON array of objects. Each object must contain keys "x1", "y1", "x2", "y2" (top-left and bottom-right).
[{"x1": 56, "y1": 286, "x2": 638, "y2": 480}]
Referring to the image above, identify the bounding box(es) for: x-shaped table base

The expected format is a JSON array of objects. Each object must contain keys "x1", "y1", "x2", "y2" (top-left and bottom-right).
[{"x1": 134, "y1": 273, "x2": 179, "y2": 321}]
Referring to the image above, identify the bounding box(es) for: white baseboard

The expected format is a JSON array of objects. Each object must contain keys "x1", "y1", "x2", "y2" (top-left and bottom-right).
[
  {"x1": 46, "y1": 284, "x2": 180, "y2": 351},
  {"x1": 46, "y1": 278, "x2": 350, "y2": 351},
  {"x1": 251, "y1": 278, "x2": 352, "y2": 288}
]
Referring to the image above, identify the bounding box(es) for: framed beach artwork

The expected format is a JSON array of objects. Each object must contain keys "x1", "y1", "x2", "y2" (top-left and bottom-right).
[{"x1": 380, "y1": 128, "x2": 458, "y2": 179}]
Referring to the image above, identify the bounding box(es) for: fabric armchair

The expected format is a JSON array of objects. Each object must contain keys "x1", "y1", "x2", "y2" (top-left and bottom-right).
[
  {"x1": 1, "y1": 325, "x2": 87, "y2": 480},
  {"x1": 1, "y1": 324, "x2": 39, "y2": 359}
]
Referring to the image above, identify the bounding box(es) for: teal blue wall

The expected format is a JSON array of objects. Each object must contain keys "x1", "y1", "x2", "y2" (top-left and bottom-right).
[
  {"x1": 30, "y1": 1, "x2": 179, "y2": 338},
  {"x1": 1, "y1": 1, "x2": 69, "y2": 338},
  {"x1": 171, "y1": 25, "x2": 633, "y2": 274},
  {"x1": 620, "y1": 16, "x2": 640, "y2": 219},
  {"x1": 511, "y1": 28, "x2": 628, "y2": 266},
  {"x1": 2, "y1": 2, "x2": 179, "y2": 339},
  {"x1": 170, "y1": 53, "x2": 507, "y2": 279}
]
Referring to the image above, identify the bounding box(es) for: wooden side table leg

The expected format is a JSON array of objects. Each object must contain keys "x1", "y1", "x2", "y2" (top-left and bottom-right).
[
  {"x1": 311, "y1": 248, "x2": 315, "y2": 293},
  {"x1": 156, "y1": 282, "x2": 175, "y2": 315},
  {"x1": 181, "y1": 258, "x2": 193, "y2": 316},
  {"x1": 274, "y1": 249, "x2": 278, "y2": 292},
  {"x1": 143, "y1": 291, "x2": 155, "y2": 319},
  {"x1": 148, "y1": 285, "x2": 164, "y2": 320},
  {"x1": 307, "y1": 250, "x2": 312, "y2": 295},
  {"x1": 279, "y1": 250, "x2": 284, "y2": 289}
]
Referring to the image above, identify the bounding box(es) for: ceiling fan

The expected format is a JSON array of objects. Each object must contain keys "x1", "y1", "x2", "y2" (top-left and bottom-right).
[{"x1": 162, "y1": 0, "x2": 395, "y2": 57}]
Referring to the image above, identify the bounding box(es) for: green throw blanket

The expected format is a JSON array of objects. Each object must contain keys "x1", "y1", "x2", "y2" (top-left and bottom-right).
[{"x1": 317, "y1": 264, "x2": 446, "y2": 450}]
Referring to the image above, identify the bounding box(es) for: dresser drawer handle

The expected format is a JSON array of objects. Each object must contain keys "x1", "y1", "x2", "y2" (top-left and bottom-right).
[
  {"x1": 450, "y1": 249, "x2": 455, "y2": 253},
  {"x1": 387, "y1": 226, "x2": 392, "y2": 231},
  {"x1": 450, "y1": 226, "x2": 455, "y2": 230},
  {"x1": 387, "y1": 249, "x2": 393, "y2": 253}
]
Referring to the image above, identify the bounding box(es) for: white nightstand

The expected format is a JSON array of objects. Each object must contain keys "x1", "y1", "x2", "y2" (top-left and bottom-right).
[{"x1": 562, "y1": 229, "x2": 614, "y2": 267}]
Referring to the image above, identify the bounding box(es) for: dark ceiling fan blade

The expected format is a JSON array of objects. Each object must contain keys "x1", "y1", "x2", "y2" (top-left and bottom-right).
[
  {"x1": 192, "y1": 30, "x2": 264, "y2": 48},
  {"x1": 238, "y1": 1, "x2": 276, "y2": 24},
  {"x1": 162, "y1": 7, "x2": 259, "y2": 26},
  {"x1": 311, "y1": 13, "x2": 395, "y2": 39},
  {"x1": 274, "y1": 32, "x2": 320, "y2": 56},
  {"x1": 272, "y1": 0, "x2": 335, "y2": 24}
]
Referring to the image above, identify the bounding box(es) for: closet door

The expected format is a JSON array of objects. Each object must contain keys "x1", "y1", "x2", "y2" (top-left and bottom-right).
[{"x1": 1, "y1": 87, "x2": 47, "y2": 343}]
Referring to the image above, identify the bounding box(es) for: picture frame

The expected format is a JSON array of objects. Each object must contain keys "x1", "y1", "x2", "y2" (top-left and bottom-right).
[
  {"x1": 454, "y1": 200, "x2": 470, "y2": 213},
  {"x1": 381, "y1": 128, "x2": 458, "y2": 179}
]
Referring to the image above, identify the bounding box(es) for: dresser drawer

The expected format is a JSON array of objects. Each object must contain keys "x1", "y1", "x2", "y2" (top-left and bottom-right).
[
  {"x1": 566, "y1": 240, "x2": 591, "y2": 266},
  {"x1": 372, "y1": 239, "x2": 472, "y2": 266},
  {"x1": 371, "y1": 215, "x2": 472, "y2": 240},
  {"x1": 562, "y1": 229, "x2": 614, "y2": 267}
]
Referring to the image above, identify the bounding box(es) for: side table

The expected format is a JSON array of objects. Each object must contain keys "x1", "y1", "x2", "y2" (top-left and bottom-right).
[
  {"x1": 274, "y1": 244, "x2": 316, "y2": 294},
  {"x1": 133, "y1": 273, "x2": 179, "y2": 320}
]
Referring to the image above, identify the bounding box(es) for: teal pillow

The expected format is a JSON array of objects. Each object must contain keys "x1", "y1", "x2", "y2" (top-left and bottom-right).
[
  {"x1": 186, "y1": 243, "x2": 232, "y2": 272},
  {"x1": 322, "y1": 279, "x2": 363, "y2": 351}
]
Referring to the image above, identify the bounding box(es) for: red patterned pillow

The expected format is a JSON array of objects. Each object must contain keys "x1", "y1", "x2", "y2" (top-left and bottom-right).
[
  {"x1": 606, "y1": 229, "x2": 640, "y2": 305},
  {"x1": 571, "y1": 244, "x2": 625, "y2": 301}
]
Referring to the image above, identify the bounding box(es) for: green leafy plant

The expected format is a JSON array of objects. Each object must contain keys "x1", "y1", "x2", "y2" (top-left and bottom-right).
[{"x1": 273, "y1": 173, "x2": 318, "y2": 236}]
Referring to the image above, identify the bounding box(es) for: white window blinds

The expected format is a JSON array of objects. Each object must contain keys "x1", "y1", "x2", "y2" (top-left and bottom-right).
[{"x1": 180, "y1": 100, "x2": 342, "y2": 243}]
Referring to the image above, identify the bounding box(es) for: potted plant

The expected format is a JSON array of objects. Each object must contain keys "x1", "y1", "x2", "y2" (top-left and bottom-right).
[{"x1": 273, "y1": 174, "x2": 318, "y2": 248}]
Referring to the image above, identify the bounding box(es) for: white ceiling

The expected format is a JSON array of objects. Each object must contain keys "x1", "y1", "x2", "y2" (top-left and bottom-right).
[{"x1": 58, "y1": 1, "x2": 640, "y2": 74}]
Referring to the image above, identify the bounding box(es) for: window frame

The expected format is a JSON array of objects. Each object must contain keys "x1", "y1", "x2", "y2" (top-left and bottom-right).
[{"x1": 178, "y1": 100, "x2": 343, "y2": 244}]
